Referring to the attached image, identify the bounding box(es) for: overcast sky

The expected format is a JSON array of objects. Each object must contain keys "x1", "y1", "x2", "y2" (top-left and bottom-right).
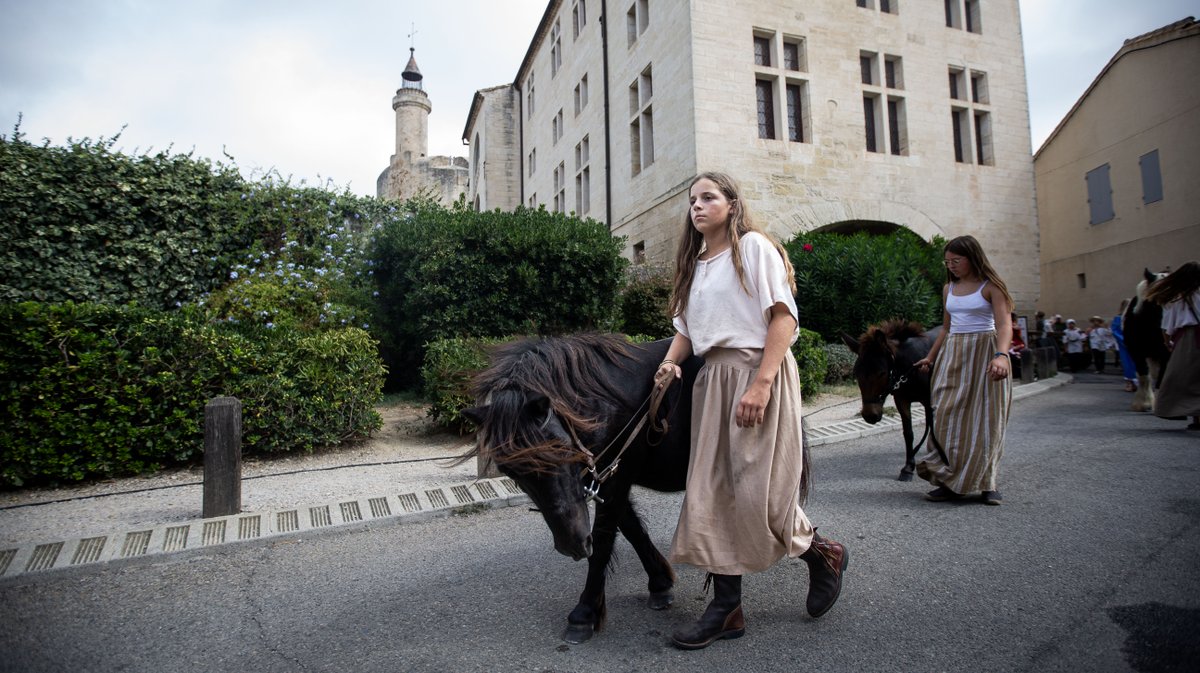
[{"x1": 1, "y1": 1, "x2": 1195, "y2": 197}]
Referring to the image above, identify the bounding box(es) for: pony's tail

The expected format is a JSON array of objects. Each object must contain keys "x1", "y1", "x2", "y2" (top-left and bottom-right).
[{"x1": 799, "y1": 418, "x2": 812, "y2": 505}]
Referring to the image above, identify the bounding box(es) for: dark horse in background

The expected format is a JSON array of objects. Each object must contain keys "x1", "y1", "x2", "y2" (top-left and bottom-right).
[
  {"x1": 461, "y1": 333, "x2": 810, "y2": 644},
  {"x1": 841, "y1": 320, "x2": 940, "y2": 481},
  {"x1": 1123, "y1": 268, "x2": 1171, "y2": 412}
]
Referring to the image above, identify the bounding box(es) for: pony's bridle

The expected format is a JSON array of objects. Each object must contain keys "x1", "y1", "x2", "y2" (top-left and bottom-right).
[{"x1": 556, "y1": 387, "x2": 659, "y2": 505}]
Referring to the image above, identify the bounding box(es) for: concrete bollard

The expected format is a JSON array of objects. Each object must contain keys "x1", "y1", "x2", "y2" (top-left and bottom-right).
[{"x1": 203, "y1": 396, "x2": 243, "y2": 518}]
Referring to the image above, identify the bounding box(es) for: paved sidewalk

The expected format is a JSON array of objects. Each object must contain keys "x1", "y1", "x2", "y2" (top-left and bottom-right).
[{"x1": 0, "y1": 375, "x2": 1071, "y2": 581}]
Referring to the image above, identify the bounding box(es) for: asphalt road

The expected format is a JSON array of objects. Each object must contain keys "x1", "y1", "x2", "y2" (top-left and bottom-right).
[{"x1": 1, "y1": 373, "x2": 1197, "y2": 673}]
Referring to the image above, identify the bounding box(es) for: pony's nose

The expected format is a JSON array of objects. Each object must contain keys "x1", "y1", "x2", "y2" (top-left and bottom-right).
[{"x1": 860, "y1": 406, "x2": 883, "y2": 424}]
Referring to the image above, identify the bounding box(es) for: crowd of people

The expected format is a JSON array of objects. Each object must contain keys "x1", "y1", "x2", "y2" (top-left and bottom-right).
[{"x1": 1036, "y1": 262, "x2": 1199, "y2": 429}]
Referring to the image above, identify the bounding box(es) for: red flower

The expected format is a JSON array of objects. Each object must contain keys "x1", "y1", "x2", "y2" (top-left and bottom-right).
[{"x1": 802, "y1": 243, "x2": 814, "y2": 252}]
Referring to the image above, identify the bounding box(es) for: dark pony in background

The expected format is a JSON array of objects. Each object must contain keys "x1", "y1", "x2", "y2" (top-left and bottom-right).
[
  {"x1": 1123, "y1": 268, "x2": 1170, "y2": 412},
  {"x1": 841, "y1": 320, "x2": 940, "y2": 481}
]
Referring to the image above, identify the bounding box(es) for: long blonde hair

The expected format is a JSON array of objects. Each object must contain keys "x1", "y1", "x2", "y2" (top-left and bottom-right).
[
  {"x1": 944, "y1": 235, "x2": 1013, "y2": 309},
  {"x1": 667, "y1": 171, "x2": 795, "y2": 318}
]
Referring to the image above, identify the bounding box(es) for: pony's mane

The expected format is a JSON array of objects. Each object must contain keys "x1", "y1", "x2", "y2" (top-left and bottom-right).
[
  {"x1": 858, "y1": 319, "x2": 927, "y2": 354},
  {"x1": 467, "y1": 333, "x2": 634, "y2": 472}
]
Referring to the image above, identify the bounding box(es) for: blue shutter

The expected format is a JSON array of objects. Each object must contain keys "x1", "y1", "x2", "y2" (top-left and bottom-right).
[
  {"x1": 1140, "y1": 149, "x2": 1163, "y2": 204},
  {"x1": 1085, "y1": 164, "x2": 1114, "y2": 225}
]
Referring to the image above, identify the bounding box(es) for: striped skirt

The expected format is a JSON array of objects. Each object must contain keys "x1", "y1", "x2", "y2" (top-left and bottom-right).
[
  {"x1": 669, "y1": 348, "x2": 815, "y2": 575},
  {"x1": 916, "y1": 331, "x2": 1012, "y2": 494}
]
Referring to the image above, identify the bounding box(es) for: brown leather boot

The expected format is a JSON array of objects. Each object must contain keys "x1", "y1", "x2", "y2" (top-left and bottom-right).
[
  {"x1": 670, "y1": 574, "x2": 745, "y2": 650},
  {"x1": 800, "y1": 531, "x2": 848, "y2": 618}
]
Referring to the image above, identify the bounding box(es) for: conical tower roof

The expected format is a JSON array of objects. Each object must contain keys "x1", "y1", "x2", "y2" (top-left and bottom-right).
[{"x1": 402, "y1": 48, "x2": 423, "y2": 83}]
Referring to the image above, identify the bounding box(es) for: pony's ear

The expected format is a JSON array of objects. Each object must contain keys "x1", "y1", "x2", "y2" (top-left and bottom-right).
[
  {"x1": 461, "y1": 405, "x2": 488, "y2": 425},
  {"x1": 841, "y1": 333, "x2": 860, "y2": 353},
  {"x1": 1144, "y1": 267, "x2": 1157, "y2": 282},
  {"x1": 523, "y1": 393, "x2": 551, "y2": 420}
]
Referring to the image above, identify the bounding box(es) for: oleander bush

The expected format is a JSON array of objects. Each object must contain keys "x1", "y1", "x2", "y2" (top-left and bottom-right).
[
  {"x1": 822, "y1": 342, "x2": 857, "y2": 384},
  {"x1": 0, "y1": 302, "x2": 383, "y2": 488},
  {"x1": 786, "y1": 229, "x2": 945, "y2": 343}
]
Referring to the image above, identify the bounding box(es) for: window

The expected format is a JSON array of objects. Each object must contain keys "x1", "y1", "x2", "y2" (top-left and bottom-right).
[
  {"x1": 754, "y1": 36, "x2": 771, "y2": 66},
  {"x1": 526, "y1": 73, "x2": 535, "y2": 117},
  {"x1": 627, "y1": 0, "x2": 648, "y2": 47},
  {"x1": 572, "y1": 0, "x2": 587, "y2": 39},
  {"x1": 970, "y1": 70, "x2": 988, "y2": 103},
  {"x1": 973, "y1": 110, "x2": 992, "y2": 165},
  {"x1": 575, "y1": 138, "x2": 591, "y2": 215},
  {"x1": 858, "y1": 0, "x2": 897, "y2": 14},
  {"x1": 757, "y1": 79, "x2": 777, "y2": 140},
  {"x1": 528, "y1": 148, "x2": 536, "y2": 176},
  {"x1": 529, "y1": 193, "x2": 537, "y2": 208},
  {"x1": 949, "y1": 67, "x2": 965, "y2": 100},
  {"x1": 1086, "y1": 164, "x2": 1115, "y2": 224},
  {"x1": 863, "y1": 51, "x2": 904, "y2": 155},
  {"x1": 754, "y1": 29, "x2": 809, "y2": 144},
  {"x1": 1077, "y1": 273, "x2": 1087, "y2": 289},
  {"x1": 630, "y1": 65, "x2": 654, "y2": 174},
  {"x1": 783, "y1": 39, "x2": 804, "y2": 71},
  {"x1": 860, "y1": 51, "x2": 877, "y2": 85},
  {"x1": 951, "y1": 108, "x2": 969, "y2": 163},
  {"x1": 786, "y1": 83, "x2": 805, "y2": 142},
  {"x1": 472, "y1": 133, "x2": 481, "y2": 182},
  {"x1": 550, "y1": 20, "x2": 562, "y2": 77},
  {"x1": 633, "y1": 241, "x2": 646, "y2": 264},
  {"x1": 950, "y1": 67, "x2": 990, "y2": 165},
  {"x1": 863, "y1": 95, "x2": 880, "y2": 153},
  {"x1": 888, "y1": 97, "x2": 906, "y2": 156},
  {"x1": 574, "y1": 74, "x2": 589, "y2": 115},
  {"x1": 553, "y1": 162, "x2": 566, "y2": 213},
  {"x1": 946, "y1": 0, "x2": 980, "y2": 33},
  {"x1": 1140, "y1": 149, "x2": 1163, "y2": 204},
  {"x1": 552, "y1": 108, "x2": 564, "y2": 144}
]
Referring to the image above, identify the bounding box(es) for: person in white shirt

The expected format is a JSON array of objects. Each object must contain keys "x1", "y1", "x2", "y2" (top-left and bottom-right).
[
  {"x1": 655, "y1": 172, "x2": 847, "y2": 650},
  {"x1": 1086, "y1": 316, "x2": 1115, "y2": 373},
  {"x1": 1063, "y1": 319, "x2": 1087, "y2": 372},
  {"x1": 1145, "y1": 261, "x2": 1200, "y2": 429}
]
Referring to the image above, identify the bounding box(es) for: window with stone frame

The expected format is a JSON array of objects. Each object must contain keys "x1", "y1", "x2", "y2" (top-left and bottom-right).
[
  {"x1": 629, "y1": 64, "x2": 654, "y2": 175},
  {"x1": 551, "y1": 20, "x2": 563, "y2": 77},
  {"x1": 949, "y1": 66, "x2": 991, "y2": 165},
  {"x1": 573, "y1": 0, "x2": 587, "y2": 39},
  {"x1": 754, "y1": 29, "x2": 809, "y2": 143}
]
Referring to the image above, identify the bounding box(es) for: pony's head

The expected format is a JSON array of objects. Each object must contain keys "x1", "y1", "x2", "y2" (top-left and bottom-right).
[
  {"x1": 460, "y1": 334, "x2": 632, "y2": 561},
  {"x1": 1133, "y1": 268, "x2": 1169, "y2": 313},
  {"x1": 841, "y1": 320, "x2": 926, "y2": 424},
  {"x1": 463, "y1": 388, "x2": 594, "y2": 560}
]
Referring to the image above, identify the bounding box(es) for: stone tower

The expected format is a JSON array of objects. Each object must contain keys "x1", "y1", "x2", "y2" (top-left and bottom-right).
[{"x1": 377, "y1": 48, "x2": 469, "y2": 204}]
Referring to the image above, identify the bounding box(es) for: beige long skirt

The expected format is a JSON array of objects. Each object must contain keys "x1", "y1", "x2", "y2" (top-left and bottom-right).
[
  {"x1": 1154, "y1": 325, "x2": 1200, "y2": 418},
  {"x1": 669, "y1": 348, "x2": 815, "y2": 575},
  {"x1": 916, "y1": 331, "x2": 1012, "y2": 494}
]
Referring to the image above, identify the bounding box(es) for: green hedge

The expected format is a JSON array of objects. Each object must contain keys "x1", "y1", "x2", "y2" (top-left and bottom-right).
[
  {"x1": 420, "y1": 336, "x2": 503, "y2": 434},
  {"x1": 372, "y1": 203, "x2": 627, "y2": 387},
  {"x1": 618, "y1": 264, "x2": 674, "y2": 340},
  {"x1": 0, "y1": 302, "x2": 383, "y2": 487},
  {"x1": 791, "y1": 327, "x2": 828, "y2": 398},
  {"x1": 786, "y1": 230, "x2": 944, "y2": 342}
]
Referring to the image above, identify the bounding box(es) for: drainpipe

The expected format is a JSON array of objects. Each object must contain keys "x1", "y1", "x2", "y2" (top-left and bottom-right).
[
  {"x1": 600, "y1": 0, "x2": 612, "y2": 230},
  {"x1": 516, "y1": 83, "x2": 525, "y2": 205}
]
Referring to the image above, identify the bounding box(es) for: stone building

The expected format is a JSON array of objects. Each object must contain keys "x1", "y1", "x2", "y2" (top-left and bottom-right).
[
  {"x1": 463, "y1": 0, "x2": 1039, "y2": 312},
  {"x1": 377, "y1": 48, "x2": 470, "y2": 205},
  {"x1": 1034, "y1": 17, "x2": 1200, "y2": 323}
]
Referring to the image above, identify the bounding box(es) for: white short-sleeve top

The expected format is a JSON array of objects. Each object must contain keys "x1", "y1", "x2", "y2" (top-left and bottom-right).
[{"x1": 672, "y1": 231, "x2": 799, "y2": 357}]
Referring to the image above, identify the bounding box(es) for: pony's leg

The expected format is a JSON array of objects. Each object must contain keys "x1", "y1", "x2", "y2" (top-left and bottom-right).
[
  {"x1": 563, "y1": 499, "x2": 619, "y2": 644},
  {"x1": 896, "y1": 398, "x2": 916, "y2": 481},
  {"x1": 616, "y1": 499, "x2": 677, "y2": 610}
]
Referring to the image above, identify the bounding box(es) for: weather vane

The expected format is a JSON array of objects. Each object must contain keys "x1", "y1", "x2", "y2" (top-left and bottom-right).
[{"x1": 408, "y1": 23, "x2": 418, "y2": 51}]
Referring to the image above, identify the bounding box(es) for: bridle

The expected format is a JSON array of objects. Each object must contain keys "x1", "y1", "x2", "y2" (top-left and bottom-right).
[{"x1": 551, "y1": 380, "x2": 670, "y2": 505}]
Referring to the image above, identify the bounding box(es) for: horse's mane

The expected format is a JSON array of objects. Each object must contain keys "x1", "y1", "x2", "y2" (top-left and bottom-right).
[
  {"x1": 465, "y1": 333, "x2": 635, "y2": 472},
  {"x1": 857, "y1": 319, "x2": 927, "y2": 354}
]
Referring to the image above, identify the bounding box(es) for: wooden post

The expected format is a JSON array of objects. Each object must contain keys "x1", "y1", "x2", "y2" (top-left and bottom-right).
[
  {"x1": 1020, "y1": 350, "x2": 1035, "y2": 384},
  {"x1": 203, "y1": 396, "x2": 242, "y2": 518}
]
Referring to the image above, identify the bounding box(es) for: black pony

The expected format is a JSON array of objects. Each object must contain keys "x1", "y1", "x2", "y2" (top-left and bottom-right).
[
  {"x1": 1123, "y1": 268, "x2": 1170, "y2": 412},
  {"x1": 841, "y1": 320, "x2": 940, "y2": 481},
  {"x1": 461, "y1": 333, "x2": 810, "y2": 644}
]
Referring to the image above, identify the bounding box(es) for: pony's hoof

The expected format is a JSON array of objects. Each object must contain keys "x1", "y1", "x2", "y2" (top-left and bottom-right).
[
  {"x1": 648, "y1": 589, "x2": 674, "y2": 610},
  {"x1": 897, "y1": 471, "x2": 914, "y2": 482},
  {"x1": 563, "y1": 623, "x2": 595, "y2": 644}
]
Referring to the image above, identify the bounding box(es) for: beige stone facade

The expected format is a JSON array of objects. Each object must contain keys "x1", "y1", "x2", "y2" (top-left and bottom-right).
[
  {"x1": 378, "y1": 49, "x2": 470, "y2": 205},
  {"x1": 465, "y1": 0, "x2": 1039, "y2": 312},
  {"x1": 1034, "y1": 18, "x2": 1200, "y2": 323}
]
